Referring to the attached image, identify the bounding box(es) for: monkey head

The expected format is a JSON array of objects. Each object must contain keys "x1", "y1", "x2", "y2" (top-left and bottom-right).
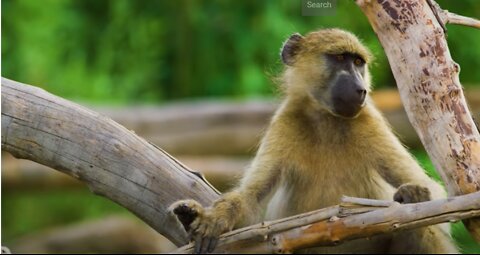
[{"x1": 281, "y1": 29, "x2": 373, "y2": 119}]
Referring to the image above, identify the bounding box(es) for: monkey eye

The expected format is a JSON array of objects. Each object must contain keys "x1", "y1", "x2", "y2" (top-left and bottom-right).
[
  {"x1": 354, "y1": 58, "x2": 364, "y2": 66},
  {"x1": 336, "y1": 54, "x2": 345, "y2": 61}
]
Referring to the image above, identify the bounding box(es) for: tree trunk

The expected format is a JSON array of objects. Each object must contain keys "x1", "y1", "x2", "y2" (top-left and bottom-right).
[{"x1": 356, "y1": 0, "x2": 480, "y2": 241}]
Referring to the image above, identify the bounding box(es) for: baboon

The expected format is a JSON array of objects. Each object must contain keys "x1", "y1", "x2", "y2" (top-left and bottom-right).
[{"x1": 172, "y1": 28, "x2": 458, "y2": 254}]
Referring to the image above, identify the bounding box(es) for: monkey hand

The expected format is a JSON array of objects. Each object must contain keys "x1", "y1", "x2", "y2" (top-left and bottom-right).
[
  {"x1": 393, "y1": 184, "x2": 431, "y2": 204},
  {"x1": 170, "y1": 198, "x2": 237, "y2": 253},
  {"x1": 170, "y1": 199, "x2": 204, "y2": 233}
]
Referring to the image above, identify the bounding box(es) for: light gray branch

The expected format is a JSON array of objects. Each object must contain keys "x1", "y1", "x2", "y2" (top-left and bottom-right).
[
  {"x1": 1, "y1": 77, "x2": 220, "y2": 246},
  {"x1": 428, "y1": 0, "x2": 480, "y2": 29},
  {"x1": 174, "y1": 192, "x2": 480, "y2": 253}
]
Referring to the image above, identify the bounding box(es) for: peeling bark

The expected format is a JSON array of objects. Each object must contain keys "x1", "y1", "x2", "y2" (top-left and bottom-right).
[{"x1": 356, "y1": 0, "x2": 480, "y2": 241}]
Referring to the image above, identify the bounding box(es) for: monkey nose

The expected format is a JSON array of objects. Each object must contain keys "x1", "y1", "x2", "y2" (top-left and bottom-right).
[{"x1": 356, "y1": 89, "x2": 367, "y2": 102}]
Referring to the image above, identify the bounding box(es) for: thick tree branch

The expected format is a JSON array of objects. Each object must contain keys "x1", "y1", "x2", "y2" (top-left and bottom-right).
[
  {"x1": 0, "y1": 77, "x2": 220, "y2": 246},
  {"x1": 356, "y1": 0, "x2": 480, "y2": 242},
  {"x1": 174, "y1": 192, "x2": 480, "y2": 253},
  {"x1": 2, "y1": 75, "x2": 480, "y2": 253}
]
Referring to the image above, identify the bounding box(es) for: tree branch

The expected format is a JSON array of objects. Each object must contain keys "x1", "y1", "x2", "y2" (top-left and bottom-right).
[
  {"x1": 427, "y1": 0, "x2": 480, "y2": 29},
  {"x1": 444, "y1": 12, "x2": 480, "y2": 29},
  {"x1": 356, "y1": 0, "x2": 480, "y2": 242},
  {"x1": 2, "y1": 75, "x2": 480, "y2": 253},
  {"x1": 173, "y1": 192, "x2": 480, "y2": 253},
  {"x1": 0, "y1": 77, "x2": 220, "y2": 246}
]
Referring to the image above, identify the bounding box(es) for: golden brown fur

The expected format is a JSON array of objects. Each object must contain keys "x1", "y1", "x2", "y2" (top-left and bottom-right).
[{"x1": 172, "y1": 28, "x2": 458, "y2": 253}]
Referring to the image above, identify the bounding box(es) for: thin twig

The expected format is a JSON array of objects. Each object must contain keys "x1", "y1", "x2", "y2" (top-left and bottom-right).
[
  {"x1": 444, "y1": 11, "x2": 480, "y2": 29},
  {"x1": 428, "y1": 0, "x2": 480, "y2": 29},
  {"x1": 341, "y1": 196, "x2": 396, "y2": 207}
]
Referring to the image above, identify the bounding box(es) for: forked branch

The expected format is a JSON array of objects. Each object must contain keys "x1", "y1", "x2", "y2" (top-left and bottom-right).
[{"x1": 427, "y1": 0, "x2": 480, "y2": 29}]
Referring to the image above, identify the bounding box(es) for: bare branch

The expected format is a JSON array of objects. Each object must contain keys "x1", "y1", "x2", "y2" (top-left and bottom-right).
[
  {"x1": 173, "y1": 192, "x2": 480, "y2": 253},
  {"x1": 443, "y1": 11, "x2": 480, "y2": 29},
  {"x1": 0, "y1": 77, "x2": 220, "y2": 246},
  {"x1": 428, "y1": 0, "x2": 480, "y2": 29},
  {"x1": 340, "y1": 196, "x2": 396, "y2": 207}
]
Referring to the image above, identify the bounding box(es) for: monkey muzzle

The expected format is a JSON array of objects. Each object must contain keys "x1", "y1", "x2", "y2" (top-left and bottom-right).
[{"x1": 331, "y1": 74, "x2": 367, "y2": 118}]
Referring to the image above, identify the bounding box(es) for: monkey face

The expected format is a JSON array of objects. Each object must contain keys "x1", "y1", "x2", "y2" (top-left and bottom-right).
[
  {"x1": 292, "y1": 52, "x2": 369, "y2": 119},
  {"x1": 323, "y1": 53, "x2": 367, "y2": 118},
  {"x1": 280, "y1": 29, "x2": 372, "y2": 119}
]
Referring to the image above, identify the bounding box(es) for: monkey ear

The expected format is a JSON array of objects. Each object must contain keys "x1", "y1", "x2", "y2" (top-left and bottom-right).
[{"x1": 281, "y1": 33, "x2": 304, "y2": 66}]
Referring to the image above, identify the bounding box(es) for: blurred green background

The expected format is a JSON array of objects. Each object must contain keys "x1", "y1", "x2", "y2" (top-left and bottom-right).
[
  {"x1": 2, "y1": 0, "x2": 480, "y2": 103},
  {"x1": 2, "y1": 0, "x2": 480, "y2": 253}
]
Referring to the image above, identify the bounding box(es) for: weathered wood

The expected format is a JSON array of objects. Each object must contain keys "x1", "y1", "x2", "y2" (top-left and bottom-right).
[
  {"x1": 356, "y1": 0, "x2": 480, "y2": 241},
  {"x1": 174, "y1": 192, "x2": 480, "y2": 253},
  {"x1": 1, "y1": 77, "x2": 220, "y2": 246},
  {"x1": 2, "y1": 153, "x2": 247, "y2": 191}
]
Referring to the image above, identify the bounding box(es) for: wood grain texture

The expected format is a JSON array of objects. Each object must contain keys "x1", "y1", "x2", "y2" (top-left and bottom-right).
[{"x1": 1, "y1": 77, "x2": 220, "y2": 246}]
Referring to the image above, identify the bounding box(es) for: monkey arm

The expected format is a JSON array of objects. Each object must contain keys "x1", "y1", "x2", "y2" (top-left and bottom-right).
[
  {"x1": 375, "y1": 139, "x2": 447, "y2": 201},
  {"x1": 172, "y1": 138, "x2": 282, "y2": 253},
  {"x1": 359, "y1": 106, "x2": 447, "y2": 200},
  {"x1": 215, "y1": 142, "x2": 282, "y2": 227},
  {"x1": 374, "y1": 132, "x2": 453, "y2": 237}
]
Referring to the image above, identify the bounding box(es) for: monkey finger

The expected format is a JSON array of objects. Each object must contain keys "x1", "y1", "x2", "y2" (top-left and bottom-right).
[
  {"x1": 207, "y1": 237, "x2": 219, "y2": 253},
  {"x1": 194, "y1": 234, "x2": 203, "y2": 254},
  {"x1": 200, "y1": 236, "x2": 212, "y2": 254},
  {"x1": 172, "y1": 202, "x2": 200, "y2": 233},
  {"x1": 394, "y1": 184, "x2": 431, "y2": 204},
  {"x1": 393, "y1": 190, "x2": 405, "y2": 203},
  {"x1": 172, "y1": 202, "x2": 197, "y2": 216}
]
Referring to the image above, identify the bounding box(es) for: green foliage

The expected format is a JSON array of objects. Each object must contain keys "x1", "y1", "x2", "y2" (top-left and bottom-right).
[
  {"x1": 3, "y1": 0, "x2": 479, "y2": 103},
  {"x1": 1, "y1": 187, "x2": 130, "y2": 244}
]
